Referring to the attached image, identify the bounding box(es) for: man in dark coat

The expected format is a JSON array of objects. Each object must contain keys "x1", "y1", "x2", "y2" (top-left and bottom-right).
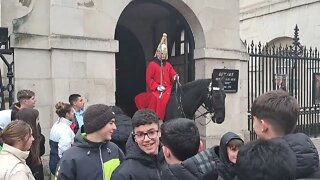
[
  {"x1": 110, "y1": 105, "x2": 132, "y2": 154},
  {"x1": 111, "y1": 109, "x2": 164, "y2": 180}
]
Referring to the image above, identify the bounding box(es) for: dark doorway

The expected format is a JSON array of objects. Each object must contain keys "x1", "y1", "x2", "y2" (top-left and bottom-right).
[
  {"x1": 115, "y1": 25, "x2": 146, "y2": 117},
  {"x1": 115, "y1": 0, "x2": 195, "y2": 117}
]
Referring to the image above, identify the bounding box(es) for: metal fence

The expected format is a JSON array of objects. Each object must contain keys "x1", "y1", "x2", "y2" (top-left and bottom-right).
[
  {"x1": 0, "y1": 27, "x2": 14, "y2": 110},
  {"x1": 247, "y1": 25, "x2": 320, "y2": 140}
]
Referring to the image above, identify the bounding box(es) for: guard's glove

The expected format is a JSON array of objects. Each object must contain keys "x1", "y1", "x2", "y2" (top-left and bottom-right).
[
  {"x1": 157, "y1": 85, "x2": 166, "y2": 92},
  {"x1": 174, "y1": 74, "x2": 179, "y2": 81}
]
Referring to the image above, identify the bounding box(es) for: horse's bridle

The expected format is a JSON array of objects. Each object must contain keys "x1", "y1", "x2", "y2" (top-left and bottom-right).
[
  {"x1": 174, "y1": 79, "x2": 221, "y2": 124},
  {"x1": 195, "y1": 82, "x2": 218, "y2": 118}
]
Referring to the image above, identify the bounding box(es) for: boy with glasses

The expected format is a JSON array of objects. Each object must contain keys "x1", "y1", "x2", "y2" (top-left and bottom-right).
[{"x1": 112, "y1": 109, "x2": 164, "y2": 180}]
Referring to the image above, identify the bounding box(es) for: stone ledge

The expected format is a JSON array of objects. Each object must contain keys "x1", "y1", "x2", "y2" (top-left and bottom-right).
[
  {"x1": 50, "y1": 34, "x2": 118, "y2": 52},
  {"x1": 194, "y1": 48, "x2": 249, "y2": 61},
  {"x1": 11, "y1": 33, "x2": 119, "y2": 52},
  {"x1": 240, "y1": 0, "x2": 320, "y2": 20}
]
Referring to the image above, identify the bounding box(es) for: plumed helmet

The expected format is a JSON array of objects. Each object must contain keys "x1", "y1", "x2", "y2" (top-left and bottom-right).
[{"x1": 154, "y1": 33, "x2": 168, "y2": 60}]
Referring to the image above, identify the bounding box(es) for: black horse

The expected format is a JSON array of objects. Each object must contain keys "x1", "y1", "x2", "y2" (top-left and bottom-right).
[{"x1": 165, "y1": 77, "x2": 226, "y2": 124}]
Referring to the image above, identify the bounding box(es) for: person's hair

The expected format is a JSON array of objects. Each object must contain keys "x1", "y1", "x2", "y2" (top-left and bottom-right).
[
  {"x1": 251, "y1": 90, "x2": 299, "y2": 134},
  {"x1": 236, "y1": 139, "x2": 296, "y2": 180},
  {"x1": 17, "y1": 89, "x2": 35, "y2": 101},
  {"x1": 161, "y1": 118, "x2": 200, "y2": 161},
  {"x1": 132, "y1": 109, "x2": 159, "y2": 128},
  {"x1": 16, "y1": 108, "x2": 41, "y2": 165},
  {"x1": 227, "y1": 139, "x2": 244, "y2": 149},
  {"x1": 69, "y1": 94, "x2": 81, "y2": 105},
  {"x1": 0, "y1": 120, "x2": 32, "y2": 147},
  {"x1": 55, "y1": 101, "x2": 73, "y2": 118},
  {"x1": 110, "y1": 105, "x2": 124, "y2": 115}
]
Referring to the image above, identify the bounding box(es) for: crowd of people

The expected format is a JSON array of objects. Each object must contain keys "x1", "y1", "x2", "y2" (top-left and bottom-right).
[{"x1": 0, "y1": 89, "x2": 320, "y2": 180}]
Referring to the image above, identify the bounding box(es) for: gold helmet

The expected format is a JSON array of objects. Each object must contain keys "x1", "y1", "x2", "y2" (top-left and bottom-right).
[{"x1": 154, "y1": 33, "x2": 168, "y2": 60}]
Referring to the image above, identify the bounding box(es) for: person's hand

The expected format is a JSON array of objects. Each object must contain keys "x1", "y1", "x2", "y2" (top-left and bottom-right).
[{"x1": 157, "y1": 85, "x2": 166, "y2": 92}]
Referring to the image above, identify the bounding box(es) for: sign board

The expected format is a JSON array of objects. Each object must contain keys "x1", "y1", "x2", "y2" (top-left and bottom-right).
[
  {"x1": 313, "y1": 73, "x2": 320, "y2": 104},
  {"x1": 212, "y1": 69, "x2": 239, "y2": 93}
]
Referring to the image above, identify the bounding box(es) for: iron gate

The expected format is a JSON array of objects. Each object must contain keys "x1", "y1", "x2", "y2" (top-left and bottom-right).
[
  {"x1": 247, "y1": 25, "x2": 320, "y2": 140},
  {"x1": 0, "y1": 27, "x2": 14, "y2": 110}
]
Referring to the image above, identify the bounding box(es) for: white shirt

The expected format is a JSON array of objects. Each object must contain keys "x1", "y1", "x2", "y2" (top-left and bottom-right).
[
  {"x1": 49, "y1": 117, "x2": 75, "y2": 158},
  {"x1": 0, "y1": 110, "x2": 12, "y2": 130}
]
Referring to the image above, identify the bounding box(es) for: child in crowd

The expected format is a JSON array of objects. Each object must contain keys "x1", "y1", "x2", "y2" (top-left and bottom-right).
[
  {"x1": 251, "y1": 90, "x2": 320, "y2": 178},
  {"x1": 215, "y1": 132, "x2": 244, "y2": 180}
]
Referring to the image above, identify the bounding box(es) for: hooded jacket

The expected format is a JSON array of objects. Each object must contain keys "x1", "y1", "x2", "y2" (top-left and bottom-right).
[
  {"x1": 55, "y1": 131, "x2": 124, "y2": 180},
  {"x1": 216, "y1": 132, "x2": 243, "y2": 180},
  {"x1": 161, "y1": 146, "x2": 220, "y2": 180},
  {"x1": 111, "y1": 134, "x2": 165, "y2": 180}
]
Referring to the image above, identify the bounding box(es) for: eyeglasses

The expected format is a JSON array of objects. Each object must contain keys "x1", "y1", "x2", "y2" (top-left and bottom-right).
[{"x1": 133, "y1": 130, "x2": 159, "y2": 141}]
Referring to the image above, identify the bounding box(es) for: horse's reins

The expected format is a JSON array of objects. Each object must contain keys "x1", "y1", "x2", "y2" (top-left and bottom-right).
[{"x1": 174, "y1": 76, "x2": 186, "y2": 118}]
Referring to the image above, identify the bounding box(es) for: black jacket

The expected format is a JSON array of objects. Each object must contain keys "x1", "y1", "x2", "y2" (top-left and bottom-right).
[
  {"x1": 161, "y1": 146, "x2": 220, "y2": 180},
  {"x1": 217, "y1": 132, "x2": 243, "y2": 180},
  {"x1": 111, "y1": 134, "x2": 165, "y2": 180},
  {"x1": 111, "y1": 114, "x2": 132, "y2": 154},
  {"x1": 56, "y1": 132, "x2": 125, "y2": 180},
  {"x1": 281, "y1": 133, "x2": 320, "y2": 179},
  {"x1": 10, "y1": 102, "x2": 20, "y2": 120}
]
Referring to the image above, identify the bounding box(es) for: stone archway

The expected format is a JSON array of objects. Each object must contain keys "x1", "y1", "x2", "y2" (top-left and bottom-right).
[{"x1": 115, "y1": 0, "x2": 199, "y2": 116}]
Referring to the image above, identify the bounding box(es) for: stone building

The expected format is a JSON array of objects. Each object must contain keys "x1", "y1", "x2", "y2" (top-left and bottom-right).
[
  {"x1": 240, "y1": 0, "x2": 320, "y2": 47},
  {"x1": 0, "y1": 0, "x2": 248, "y2": 158}
]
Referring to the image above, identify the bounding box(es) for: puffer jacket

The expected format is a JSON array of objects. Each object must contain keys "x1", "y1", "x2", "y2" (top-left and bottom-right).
[
  {"x1": 55, "y1": 131, "x2": 125, "y2": 180},
  {"x1": 111, "y1": 134, "x2": 165, "y2": 180},
  {"x1": 161, "y1": 146, "x2": 220, "y2": 180},
  {"x1": 0, "y1": 143, "x2": 35, "y2": 180},
  {"x1": 282, "y1": 133, "x2": 320, "y2": 179}
]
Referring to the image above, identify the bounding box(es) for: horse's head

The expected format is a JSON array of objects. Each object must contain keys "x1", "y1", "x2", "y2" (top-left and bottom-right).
[{"x1": 204, "y1": 76, "x2": 226, "y2": 124}]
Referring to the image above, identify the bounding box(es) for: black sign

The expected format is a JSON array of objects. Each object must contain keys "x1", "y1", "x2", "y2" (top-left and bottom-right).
[{"x1": 212, "y1": 69, "x2": 239, "y2": 93}]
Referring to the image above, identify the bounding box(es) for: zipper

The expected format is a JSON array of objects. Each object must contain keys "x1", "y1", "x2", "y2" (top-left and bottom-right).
[{"x1": 99, "y1": 144, "x2": 105, "y2": 180}]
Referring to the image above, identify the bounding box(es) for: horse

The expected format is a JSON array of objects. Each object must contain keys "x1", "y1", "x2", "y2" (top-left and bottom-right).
[{"x1": 164, "y1": 76, "x2": 226, "y2": 124}]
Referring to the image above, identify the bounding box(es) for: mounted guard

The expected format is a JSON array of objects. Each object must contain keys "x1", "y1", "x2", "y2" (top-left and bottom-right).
[{"x1": 135, "y1": 33, "x2": 177, "y2": 120}]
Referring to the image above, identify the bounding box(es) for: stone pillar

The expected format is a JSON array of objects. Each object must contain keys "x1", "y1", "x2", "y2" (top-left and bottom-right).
[{"x1": 184, "y1": 0, "x2": 250, "y2": 147}]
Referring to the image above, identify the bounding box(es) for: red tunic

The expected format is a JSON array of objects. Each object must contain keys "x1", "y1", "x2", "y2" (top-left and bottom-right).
[{"x1": 135, "y1": 60, "x2": 176, "y2": 120}]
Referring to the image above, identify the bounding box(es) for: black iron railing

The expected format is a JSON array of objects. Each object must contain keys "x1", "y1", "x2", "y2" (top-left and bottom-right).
[
  {"x1": 247, "y1": 25, "x2": 320, "y2": 140},
  {"x1": 0, "y1": 27, "x2": 14, "y2": 110}
]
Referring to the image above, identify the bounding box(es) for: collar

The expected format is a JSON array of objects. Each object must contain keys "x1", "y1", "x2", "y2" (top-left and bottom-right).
[
  {"x1": 2, "y1": 143, "x2": 30, "y2": 161},
  {"x1": 58, "y1": 117, "x2": 73, "y2": 126},
  {"x1": 153, "y1": 58, "x2": 166, "y2": 66},
  {"x1": 73, "y1": 107, "x2": 85, "y2": 114}
]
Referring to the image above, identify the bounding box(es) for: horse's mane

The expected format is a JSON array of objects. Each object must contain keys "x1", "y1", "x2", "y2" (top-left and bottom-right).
[{"x1": 181, "y1": 79, "x2": 211, "y2": 91}]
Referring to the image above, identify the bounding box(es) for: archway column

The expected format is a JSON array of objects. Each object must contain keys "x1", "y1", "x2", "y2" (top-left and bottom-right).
[{"x1": 194, "y1": 47, "x2": 250, "y2": 147}]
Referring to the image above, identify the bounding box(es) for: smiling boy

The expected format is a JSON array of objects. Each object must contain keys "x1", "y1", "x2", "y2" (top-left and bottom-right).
[{"x1": 112, "y1": 109, "x2": 164, "y2": 180}]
